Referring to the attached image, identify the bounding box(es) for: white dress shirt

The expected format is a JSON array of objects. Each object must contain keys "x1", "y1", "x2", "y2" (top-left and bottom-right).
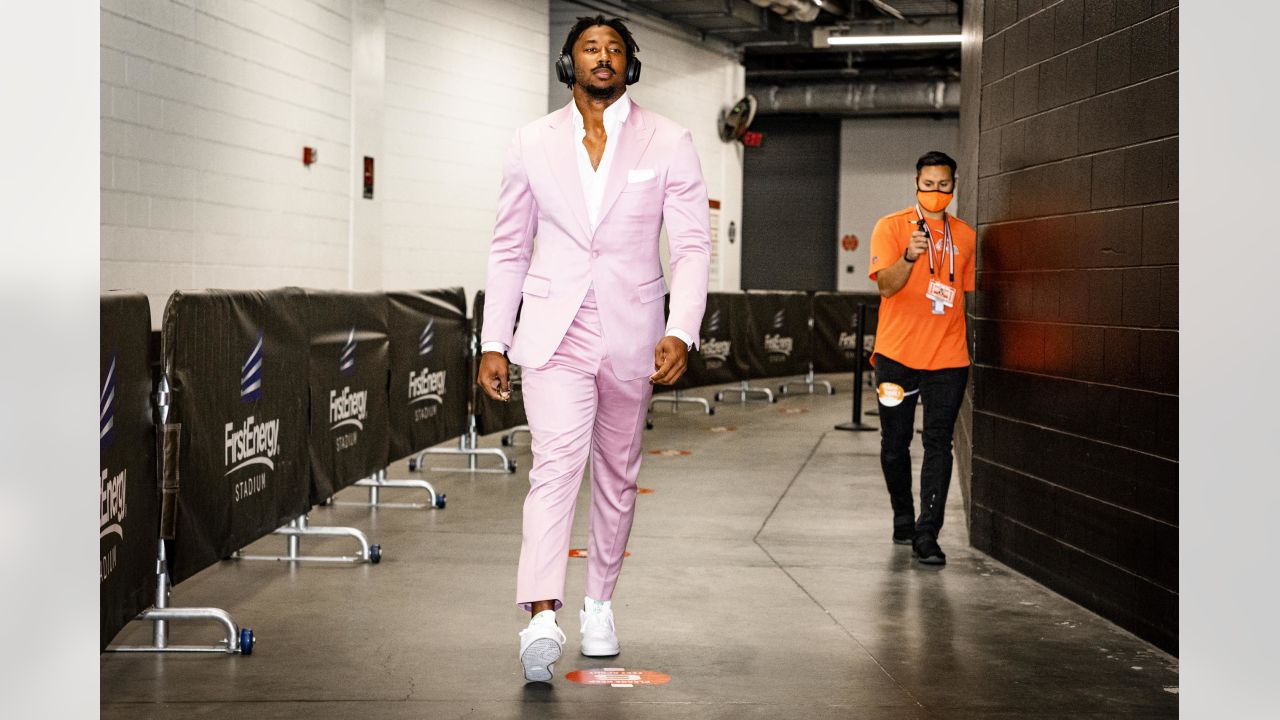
[{"x1": 483, "y1": 93, "x2": 692, "y2": 356}]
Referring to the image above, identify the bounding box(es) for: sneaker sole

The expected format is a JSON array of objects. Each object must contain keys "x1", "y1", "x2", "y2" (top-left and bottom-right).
[
  {"x1": 912, "y1": 550, "x2": 946, "y2": 565},
  {"x1": 892, "y1": 537, "x2": 913, "y2": 545},
  {"x1": 520, "y1": 638, "x2": 562, "y2": 682}
]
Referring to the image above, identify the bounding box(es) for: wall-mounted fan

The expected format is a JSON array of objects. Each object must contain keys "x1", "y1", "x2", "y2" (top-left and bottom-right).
[{"x1": 718, "y1": 95, "x2": 758, "y2": 142}]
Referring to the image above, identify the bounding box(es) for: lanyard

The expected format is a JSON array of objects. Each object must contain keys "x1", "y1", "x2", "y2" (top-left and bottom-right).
[{"x1": 914, "y1": 205, "x2": 955, "y2": 284}]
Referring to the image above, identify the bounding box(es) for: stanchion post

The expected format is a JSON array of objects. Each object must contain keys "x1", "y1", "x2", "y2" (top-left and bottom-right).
[{"x1": 835, "y1": 302, "x2": 877, "y2": 432}]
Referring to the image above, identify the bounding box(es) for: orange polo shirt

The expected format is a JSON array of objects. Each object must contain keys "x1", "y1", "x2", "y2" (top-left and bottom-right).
[{"x1": 867, "y1": 206, "x2": 976, "y2": 370}]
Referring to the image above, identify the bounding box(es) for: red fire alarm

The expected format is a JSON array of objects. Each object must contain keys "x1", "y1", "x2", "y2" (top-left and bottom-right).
[
  {"x1": 742, "y1": 131, "x2": 764, "y2": 147},
  {"x1": 303, "y1": 146, "x2": 318, "y2": 166}
]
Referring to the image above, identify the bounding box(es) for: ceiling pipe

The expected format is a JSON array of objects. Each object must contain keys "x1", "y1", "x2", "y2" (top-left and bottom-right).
[{"x1": 749, "y1": 79, "x2": 959, "y2": 115}]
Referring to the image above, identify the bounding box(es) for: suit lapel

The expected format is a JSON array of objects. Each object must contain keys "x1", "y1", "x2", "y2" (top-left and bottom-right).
[
  {"x1": 544, "y1": 102, "x2": 592, "y2": 242},
  {"x1": 595, "y1": 105, "x2": 655, "y2": 236}
]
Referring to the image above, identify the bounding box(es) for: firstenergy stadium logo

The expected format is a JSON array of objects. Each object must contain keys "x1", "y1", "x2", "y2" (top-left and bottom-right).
[
  {"x1": 100, "y1": 352, "x2": 127, "y2": 583},
  {"x1": 838, "y1": 312, "x2": 860, "y2": 354},
  {"x1": 226, "y1": 332, "x2": 280, "y2": 503},
  {"x1": 409, "y1": 319, "x2": 447, "y2": 420},
  {"x1": 100, "y1": 467, "x2": 127, "y2": 543},
  {"x1": 700, "y1": 309, "x2": 731, "y2": 366},
  {"x1": 764, "y1": 308, "x2": 793, "y2": 360},
  {"x1": 100, "y1": 354, "x2": 116, "y2": 449},
  {"x1": 330, "y1": 387, "x2": 368, "y2": 432}
]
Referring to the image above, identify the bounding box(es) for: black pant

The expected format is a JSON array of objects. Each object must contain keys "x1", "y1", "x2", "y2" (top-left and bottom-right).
[{"x1": 873, "y1": 353, "x2": 968, "y2": 539}]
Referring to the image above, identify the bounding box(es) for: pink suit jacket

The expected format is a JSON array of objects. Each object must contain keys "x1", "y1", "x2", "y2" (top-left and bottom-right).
[{"x1": 481, "y1": 100, "x2": 712, "y2": 381}]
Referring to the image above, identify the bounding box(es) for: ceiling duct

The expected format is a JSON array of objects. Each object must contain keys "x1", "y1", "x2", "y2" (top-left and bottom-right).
[
  {"x1": 746, "y1": 1, "x2": 851, "y2": 22},
  {"x1": 750, "y1": 79, "x2": 959, "y2": 115}
]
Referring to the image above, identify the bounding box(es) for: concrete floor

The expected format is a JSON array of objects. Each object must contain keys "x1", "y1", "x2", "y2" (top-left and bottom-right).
[{"x1": 101, "y1": 374, "x2": 1178, "y2": 719}]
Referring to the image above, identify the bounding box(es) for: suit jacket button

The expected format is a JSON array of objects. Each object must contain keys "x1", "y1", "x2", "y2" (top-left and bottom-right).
[{"x1": 592, "y1": 250, "x2": 600, "y2": 258}]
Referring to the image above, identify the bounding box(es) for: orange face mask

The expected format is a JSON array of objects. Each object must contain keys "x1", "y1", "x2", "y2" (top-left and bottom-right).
[{"x1": 916, "y1": 189, "x2": 952, "y2": 213}]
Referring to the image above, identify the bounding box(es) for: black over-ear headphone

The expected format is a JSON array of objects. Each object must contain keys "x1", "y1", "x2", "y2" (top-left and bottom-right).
[{"x1": 555, "y1": 52, "x2": 641, "y2": 86}]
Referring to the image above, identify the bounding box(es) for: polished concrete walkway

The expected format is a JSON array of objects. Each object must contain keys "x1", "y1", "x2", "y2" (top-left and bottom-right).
[{"x1": 101, "y1": 374, "x2": 1178, "y2": 718}]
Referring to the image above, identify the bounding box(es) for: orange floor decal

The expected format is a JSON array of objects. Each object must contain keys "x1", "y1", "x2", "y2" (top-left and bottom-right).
[
  {"x1": 647, "y1": 449, "x2": 691, "y2": 456},
  {"x1": 565, "y1": 668, "x2": 672, "y2": 687}
]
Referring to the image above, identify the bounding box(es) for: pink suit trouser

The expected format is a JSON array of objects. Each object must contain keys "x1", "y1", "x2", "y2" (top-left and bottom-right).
[{"x1": 516, "y1": 288, "x2": 653, "y2": 611}]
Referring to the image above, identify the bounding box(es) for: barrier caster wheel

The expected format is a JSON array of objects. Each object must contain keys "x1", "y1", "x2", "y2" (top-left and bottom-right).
[
  {"x1": 369, "y1": 544, "x2": 382, "y2": 564},
  {"x1": 239, "y1": 628, "x2": 254, "y2": 655},
  {"x1": 645, "y1": 420, "x2": 654, "y2": 430},
  {"x1": 407, "y1": 458, "x2": 420, "y2": 471},
  {"x1": 709, "y1": 407, "x2": 716, "y2": 416},
  {"x1": 501, "y1": 436, "x2": 511, "y2": 446},
  {"x1": 508, "y1": 461, "x2": 518, "y2": 473},
  {"x1": 434, "y1": 494, "x2": 446, "y2": 509},
  {"x1": 828, "y1": 388, "x2": 836, "y2": 396},
  {"x1": 714, "y1": 393, "x2": 723, "y2": 402}
]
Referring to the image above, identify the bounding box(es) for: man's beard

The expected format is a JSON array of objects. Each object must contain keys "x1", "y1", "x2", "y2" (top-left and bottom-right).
[
  {"x1": 578, "y1": 71, "x2": 620, "y2": 100},
  {"x1": 583, "y1": 83, "x2": 618, "y2": 99}
]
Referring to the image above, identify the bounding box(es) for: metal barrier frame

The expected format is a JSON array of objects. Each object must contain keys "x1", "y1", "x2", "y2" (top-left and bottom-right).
[
  {"x1": 105, "y1": 540, "x2": 253, "y2": 655},
  {"x1": 331, "y1": 468, "x2": 445, "y2": 510},
  {"x1": 410, "y1": 414, "x2": 517, "y2": 473},
  {"x1": 716, "y1": 380, "x2": 775, "y2": 403},
  {"x1": 105, "y1": 376, "x2": 253, "y2": 655},
  {"x1": 233, "y1": 513, "x2": 381, "y2": 564},
  {"x1": 650, "y1": 389, "x2": 715, "y2": 415},
  {"x1": 779, "y1": 364, "x2": 835, "y2": 396}
]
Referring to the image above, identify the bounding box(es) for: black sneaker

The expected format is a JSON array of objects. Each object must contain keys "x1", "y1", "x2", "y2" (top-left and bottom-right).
[
  {"x1": 892, "y1": 525, "x2": 914, "y2": 545},
  {"x1": 912, "y1": 535, "x2": 946, "y2": 565}
]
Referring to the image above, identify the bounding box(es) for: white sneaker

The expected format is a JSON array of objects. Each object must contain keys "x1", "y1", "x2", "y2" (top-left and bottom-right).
[
  {"x1": 518, "y1": 610, "x2": 566, "y2": 682},
  {"x1": 579, "y1": 596, "x2": 620, "y2": 657}
]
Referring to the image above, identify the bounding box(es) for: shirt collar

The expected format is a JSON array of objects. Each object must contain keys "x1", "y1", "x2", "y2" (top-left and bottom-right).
[{"x1": 571, "y1": 92, "x2": 632, "y2": 131}]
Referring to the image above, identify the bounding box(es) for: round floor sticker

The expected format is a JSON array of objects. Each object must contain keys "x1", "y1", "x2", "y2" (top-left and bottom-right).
[
  {"x1": 708, "y1": 426, "x2": 737, "y2": 433},
  {"x1": 877, "y1": 382, "x2": 905, "y2": 407},
  {"x1": 566, "y1": 668, "x2": 671, "y2": 687},
  {"x1": 568, "y1": 549, "x2": 631, "y2": 558},
  {"x1": 648, "y1": 449, "x2": 690, "y2": 456},
  {"x1": 779, "y1": 407, "x2": 808, "y2": 415}
]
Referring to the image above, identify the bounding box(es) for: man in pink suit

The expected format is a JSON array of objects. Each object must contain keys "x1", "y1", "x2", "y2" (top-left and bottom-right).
[{"x1": 476, "y1": 15, "x2": 710, "y2": 683}]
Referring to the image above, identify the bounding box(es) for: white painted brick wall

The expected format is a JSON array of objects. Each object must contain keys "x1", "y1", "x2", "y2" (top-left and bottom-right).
[
  {"x1": 381, "y1": 0, "x2": 550, "y2": 302},
  {"x1": 102, "y1": 0, "x2": 744, "y2": 320},
  {"x1": 101, "y1": 0, "x2": 354, "y2": 325}
]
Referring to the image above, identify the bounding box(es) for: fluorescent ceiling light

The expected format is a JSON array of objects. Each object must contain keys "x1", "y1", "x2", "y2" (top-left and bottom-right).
[{"x1": 826, "y1": 33, "x2": 962, "y2": 46}]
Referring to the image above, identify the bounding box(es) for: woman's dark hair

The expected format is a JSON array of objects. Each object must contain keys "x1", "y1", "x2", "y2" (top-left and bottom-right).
[
  {"x1": 561, "y1": 15, "x2": 639, "y2": 85},
  {"x1": 915, "y1": 150, "x2": 958, "y2": 178}
]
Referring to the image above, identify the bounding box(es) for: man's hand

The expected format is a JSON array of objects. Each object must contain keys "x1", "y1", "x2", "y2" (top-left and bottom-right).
[
  {"x1": 651, "y1": 336, "x2": 689, "y2": 386},
  {"x1": 905, "y1": 228, "x2": 929, "y2": 262},
  {"x1": 878, "y1": 229, "x2": 931, "y2": 298},
  {"x1": 476, "y1": 351, "x2": 511, "y2": 401}
]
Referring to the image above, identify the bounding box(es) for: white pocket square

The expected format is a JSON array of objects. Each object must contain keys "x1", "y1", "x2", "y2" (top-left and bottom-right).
[{"x1": 628, "y1": 169, "x2": 655, "y2": 183}]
